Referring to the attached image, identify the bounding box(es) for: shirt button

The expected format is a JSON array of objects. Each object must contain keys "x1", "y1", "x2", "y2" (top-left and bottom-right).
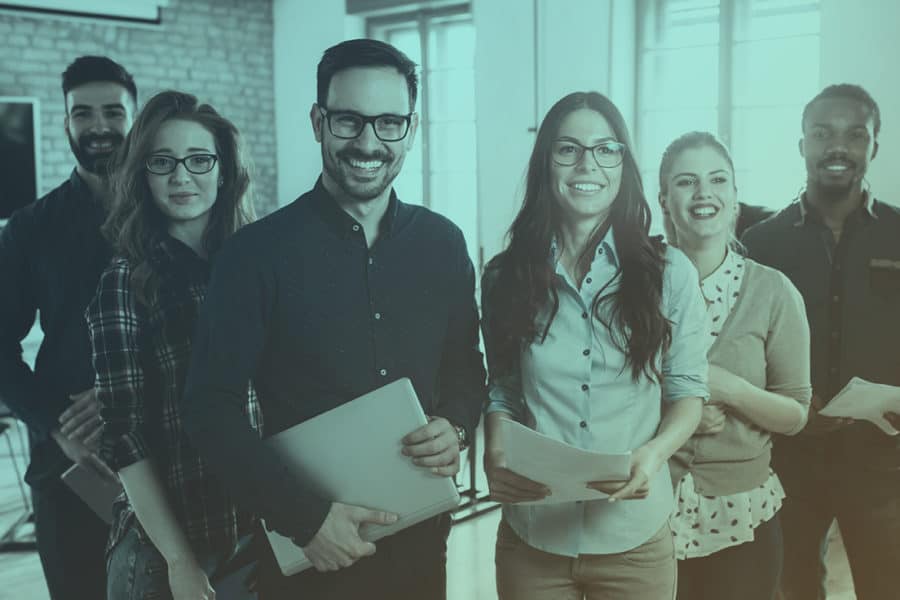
[
  {"x1": 597, "y1": 247, "x2": 604, "y2": 255},
  {"x1": 581, "y1": 384, "x2": 589, "y2": 392},
  {"x1": 368, "y1": 257, "x2": 374, "y2": 265},
  {"x1": 579, "y1": 420, "x2": 588, "y2": 429},
  {"x1": 586, "y1": 277, "x2": 593, "y2": 284},
  {"x1": 582, "y1": 312, "x2": 588, "y2": 319},
  {"x1": 582, "y1": 349, "x2": 590, "y2": 356},
  {"x1": 832, "y1": 295, "x2": 840, "y2": 303},
  {"x1": 374, "y1": 312, "x2": 382, "y2": 320},
  {"x1": 379, "y1": 369, "x2": 388, "y2": 377},
  {"x1": 352, "y1": 224, "x2": 361, "y2": 232}
]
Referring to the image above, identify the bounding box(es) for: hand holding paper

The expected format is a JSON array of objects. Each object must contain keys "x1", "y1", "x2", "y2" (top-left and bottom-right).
[
  {"x1": 497, "y1": 419, "x2": 631, "y2": 505},
  {"x1": 818, "y1": 377, "x2": 900, "y2": 435}
]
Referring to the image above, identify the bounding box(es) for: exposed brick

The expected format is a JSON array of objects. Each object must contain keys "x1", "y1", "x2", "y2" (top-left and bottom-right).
[{"x1": 0, "y1": 0, "x2": 277, "y2": 215}]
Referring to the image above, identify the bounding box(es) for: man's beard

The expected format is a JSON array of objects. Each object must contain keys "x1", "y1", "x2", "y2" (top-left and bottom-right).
[
  {"x1": 322, "y1": 146, "x2": 401, "y2": 202},
  {"x1": 68, "y1": 131, "x2": 125, "y2": 176}
]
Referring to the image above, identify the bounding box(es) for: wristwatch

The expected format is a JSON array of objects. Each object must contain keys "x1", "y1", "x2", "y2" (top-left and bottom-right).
[{"x1": 452, "y1": 423, "x2": 469, "y2": 451}]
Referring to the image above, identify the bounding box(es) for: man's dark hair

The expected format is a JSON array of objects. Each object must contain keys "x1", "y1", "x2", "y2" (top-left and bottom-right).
[
  {"x1": 317, "y1": 38, "x2": 418, "y2": 111},
  {"x1": 802, "y1": 83, "x2": 881, "y2": 139},
  {"x1": 61, "y1": 55, "x2": 137, "y2": 107}
]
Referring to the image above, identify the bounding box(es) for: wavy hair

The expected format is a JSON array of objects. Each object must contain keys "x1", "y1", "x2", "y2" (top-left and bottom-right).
[
  {"x1": 103, "y1": 90, "x2": 255, "y2": 306},
  {"x1": 485, "y1": 91, "x2": 671, "y2": 382}
]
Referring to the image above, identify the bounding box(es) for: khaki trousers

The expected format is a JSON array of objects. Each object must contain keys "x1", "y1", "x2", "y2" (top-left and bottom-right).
[{"x1": 495, "y1": 518, "x2": 676, "y2": 600}]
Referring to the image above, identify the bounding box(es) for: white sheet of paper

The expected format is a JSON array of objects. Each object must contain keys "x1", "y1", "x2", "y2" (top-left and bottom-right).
[
  {"x1": 498, "y1": 418, "x2": 631, "y2": 505},
  {"x1": 818, "y1": 377, "x2": 900, "y2": 435}
]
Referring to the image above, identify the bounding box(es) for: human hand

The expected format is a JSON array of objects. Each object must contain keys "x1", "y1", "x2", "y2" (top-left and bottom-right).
[
  {"x1": 51, "y1": 429, "x2": 117, "y2": 484},
  {"x1": 302, "y1": 502, "x2": 398, "y2": 572},
  {"x1": 483, "y1": 449, "x2": 550, "y2": 503},
  {"x1": 167, "y1": 557, "x2": 215, "y2": 600},
  {"x1": 586, "y1": 442, "x2": 663, "y2": 502},
  {"x1": 695, "y1": 403, "x2": 727, "y2": 435},
  {"x1": 401, "y1": 416, "x2": 460, "y2": 477},
  {"x1": 803, "y1": 395, "x2": 853, "y2": 435},
  {"x1": 59, "y1": 388, "x2": 103, "y2": 450},
  {"x1": 882, "y1": 412, "x2": 900, "y2": 433}
]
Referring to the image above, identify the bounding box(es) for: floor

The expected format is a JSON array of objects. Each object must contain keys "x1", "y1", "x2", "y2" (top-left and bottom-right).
[{"x1": 0, "y1": 419, "x2": 857, "y2": 600}]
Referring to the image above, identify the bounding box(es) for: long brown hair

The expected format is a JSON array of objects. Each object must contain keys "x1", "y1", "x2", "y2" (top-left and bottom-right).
[
  {"x1": 484, "y1": 91, "x2": 671, "y2": 382},
  {"x1": 103, "y1": 90, "x2": 255, "y2": 306}
]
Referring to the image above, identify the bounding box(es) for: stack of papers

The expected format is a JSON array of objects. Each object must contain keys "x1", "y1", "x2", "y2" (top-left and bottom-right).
[
  {"x1": 498, "y1": 419, "x2": 631, "y2": 505},
  {"x1": 819, "y1": 377, "x2": 900, "y2": 435}
]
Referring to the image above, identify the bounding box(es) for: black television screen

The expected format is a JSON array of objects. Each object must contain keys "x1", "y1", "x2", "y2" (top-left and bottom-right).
[{"x1": 0, "y1": 98, "x2": 40, "y2": 220}]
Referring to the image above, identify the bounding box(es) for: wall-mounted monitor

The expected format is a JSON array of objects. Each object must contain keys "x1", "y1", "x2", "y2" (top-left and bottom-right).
[{"x1": 0, "y1": 97, "x2": 40, "y2": 221}]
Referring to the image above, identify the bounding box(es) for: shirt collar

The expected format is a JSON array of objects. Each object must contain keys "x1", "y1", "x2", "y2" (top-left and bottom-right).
[
  {"x1": 794, "y1": 188, "x2": 879, "y2": 227},
  {"x1": 699, "y1": 248, "x2": 740, "y2": 303},
  {"x1": 310, "y1": 176, "x2": 401, "y2": 240},
  {"x1": 549, "y1": 225, "x2": 619, "y2": 272}
]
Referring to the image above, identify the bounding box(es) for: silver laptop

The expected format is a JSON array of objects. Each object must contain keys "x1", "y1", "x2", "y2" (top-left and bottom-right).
[
  {"x1": 263, "y1": 378, "x2": 461, "y2": 575},
  {"x1": 61, "y1": 463, "x2": 123, "y2": 524}
]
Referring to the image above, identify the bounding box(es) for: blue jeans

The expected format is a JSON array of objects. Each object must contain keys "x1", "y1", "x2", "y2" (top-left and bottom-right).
[{"x1": 106, "y1": 525, "x2": 256, "y2": 600}]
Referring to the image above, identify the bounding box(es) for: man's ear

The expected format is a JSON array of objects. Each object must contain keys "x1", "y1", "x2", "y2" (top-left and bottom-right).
[
  {"x1": 405, "y1": 112, "x2": 420, "y2": 149},
  {"x1": 798, "y1": 137, "x2": 805, "y2": 158},
  {"x1": 871, "y1": 139, "x2": 879, "y2": 161},
  {"x1": 310, "y1": 103, "x2": 323, "y2": 143}
]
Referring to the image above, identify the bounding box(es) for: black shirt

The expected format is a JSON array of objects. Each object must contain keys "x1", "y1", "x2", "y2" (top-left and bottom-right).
[
  {"x1": 0, "y1": 169, "x2": 111, "y2": 486},
  {"x1": 742, "y1": 194, "x2": 900, "y2": 473},
  {"x1": 182, "y1": 178, "x2": 487, "y2": 545}
]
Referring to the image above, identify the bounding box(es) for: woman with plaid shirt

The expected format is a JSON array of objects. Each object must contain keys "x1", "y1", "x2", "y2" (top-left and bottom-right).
[{"x1": 86, "y1": 90, "x2": 259, "y2": 600}]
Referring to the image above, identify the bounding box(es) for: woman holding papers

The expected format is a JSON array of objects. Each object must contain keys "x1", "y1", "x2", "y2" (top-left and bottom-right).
[
  {"x1": 658, "y1": 131, "x2": 812, "y2": 600},
  {"x1": 86, "y1": 90, "x2": 259, "y2": 600},
  {"x1": 481, "y1": 91, "x2": 708, "y2": 600}
]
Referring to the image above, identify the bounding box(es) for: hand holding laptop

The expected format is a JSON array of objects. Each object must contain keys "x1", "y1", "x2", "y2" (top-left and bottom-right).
[
  {"x1": 303, "y1": 503, "x2": 399, "y2": 572},
  {"x1": 402, "y1": 416, "x2": 461, "y2": 477}
]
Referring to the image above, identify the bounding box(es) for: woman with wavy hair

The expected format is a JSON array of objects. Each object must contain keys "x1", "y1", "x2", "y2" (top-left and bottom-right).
[
  {"x1": 481, "y1": 91, "x2": 709, "y2": 599},
  {"x1": 86, "y1": 90, "x2": 259, "y2": 600},
  {"x1": 659, "y1": 131, "x2": 811, "y2": 600}
]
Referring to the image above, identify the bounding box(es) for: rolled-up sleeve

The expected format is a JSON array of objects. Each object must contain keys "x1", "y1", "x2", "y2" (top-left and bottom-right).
[
  {"x1": 661, "y1": 247, "x2": 710, "y2": 404},
  {"x1": 85, "y1": 260, "x2": 150, "y2": 471}
]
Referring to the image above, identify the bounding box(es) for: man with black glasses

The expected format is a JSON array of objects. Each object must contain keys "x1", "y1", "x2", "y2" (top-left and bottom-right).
[
  {"x1": 182, "y1": 39, "x2": 486, "y2": 599},
  {"x1": 0, "y1": 55, "x2": 136, "y2": 599}
]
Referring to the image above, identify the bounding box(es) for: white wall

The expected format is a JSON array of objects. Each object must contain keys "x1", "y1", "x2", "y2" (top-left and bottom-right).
[
  {"x1": 272, "y1": 0, "x2": 362, "y2": 205},
  {"x1": 820, "y1": 0, "x2": 900, "y2": 205}
]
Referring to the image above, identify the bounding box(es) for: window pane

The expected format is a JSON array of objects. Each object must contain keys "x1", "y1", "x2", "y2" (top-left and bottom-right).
[
  {"x1": 428, "y1": 121, "x2": 477, "y2": 173},
  {"x1": 733, "y1": 36, "x2": 820, "y2": 106},
  {"x1": 427, "y1": 18, "x2": 475, "y2": 68},
  {"x1": 386, "y1": 27, "x2": 421, "y2": 67},
  {"x1": 735, "y1": 0, "x2": 821, "y2": 41},
  {"x1": 427, "y1": 68, "x2": 476, "y2": 122},
  {"x1": 429, "y1": 169, "x2": 479, "y2": 267},
  {"x1": 731, "y1": 105, "x2": 805, "y2": 210}
]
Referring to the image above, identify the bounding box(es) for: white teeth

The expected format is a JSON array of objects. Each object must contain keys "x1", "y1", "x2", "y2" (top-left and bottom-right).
[
  {"x1": 825, "y1": 164, "x2": 849, "y2": 171},
  {"x1": 348, "y1": 159, "x2": 383, "y2": 169},
  {"x1": 690, "y1": 206, "x2": 718, "y2": 217},
  {"x1": 571, "y1": 183, "x2": 603, "y2": 192}
]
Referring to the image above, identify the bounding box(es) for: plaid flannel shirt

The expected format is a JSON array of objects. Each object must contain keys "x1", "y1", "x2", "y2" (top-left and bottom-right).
[{"x1": 86, "y1": 237, "x2": 262, "y2": 557}]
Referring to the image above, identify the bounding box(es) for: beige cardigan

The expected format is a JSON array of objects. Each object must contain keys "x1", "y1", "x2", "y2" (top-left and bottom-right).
[{"x1": 670, "y1": 259, "x2": 812, "y2": 495}]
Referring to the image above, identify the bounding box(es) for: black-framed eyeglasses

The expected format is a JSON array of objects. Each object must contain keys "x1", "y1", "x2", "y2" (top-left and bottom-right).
[
  {"x1": 145, "y1": 153, "x2": 218, "y2": 175},
  {"x1": 551, "y1": 139, "x2": 626, "y2": 168},
  {"x1": 319, "y1": 107, "x2": 412, "y2": 142}
]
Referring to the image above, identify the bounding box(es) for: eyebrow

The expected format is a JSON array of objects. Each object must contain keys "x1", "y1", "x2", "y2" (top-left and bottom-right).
[
  {"x1": 150, "y1": 147, "x2": 214, "y2": 154},
  {"x1": 672, "y1": 169, "x2": 730, "y2": 179},
  {"x1": 70, "y1": 103, "x2": 127, "y2": 112},
  {"x1": 556, "y1": 135, "x2": 618, "y2": 145}
]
